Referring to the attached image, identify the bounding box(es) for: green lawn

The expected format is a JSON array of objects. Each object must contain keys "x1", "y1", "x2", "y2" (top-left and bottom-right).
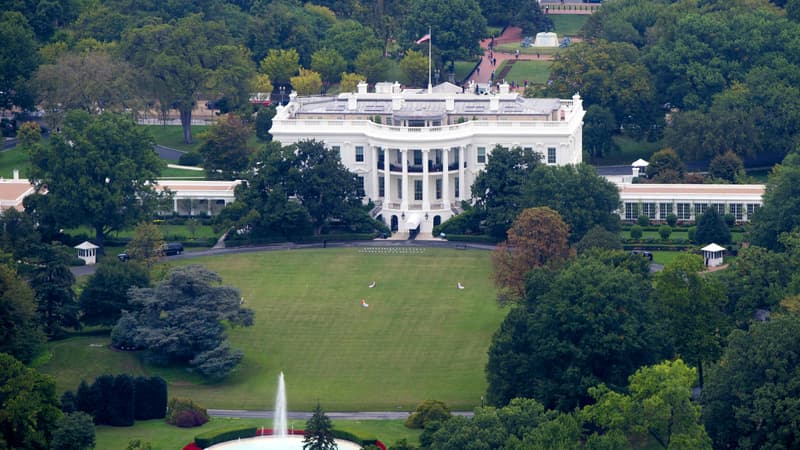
[
  {"x1": 550, "y1": 15, "x2": 589, "y2": 36},
  {"x1": 594, "y1": 136, "x2": 664, "y2": 165},
  {"x1": 67, "y1": 222, "x2": 219, "y2": 242},
  {"x1": 37, "y1": 248, "x2": 504, "y2": 412},
  {"x1": 146, "y1": 125, "x2": 209, "y2": 153},
  {"x1": 623, "y1": 230, "x2": 745, "y2": 243},
  {"x1": 494, "y1": 42, "x2": 562, "y2": 56},
  {"x1": 454, "y1": 60, "x2": 478, "y2": 83},
  {"x1": 160, "y1": 166, "x2": 206, "y2": 179},
  {"x1": 95, "y1": 417, "x2": 421, "y2": 450},
  {"x1": 501, "y1": 60, "x2": 552, "y2": 84},
  {"x1": 0, "y1": 146, "x2": 31, "y2": 179}
]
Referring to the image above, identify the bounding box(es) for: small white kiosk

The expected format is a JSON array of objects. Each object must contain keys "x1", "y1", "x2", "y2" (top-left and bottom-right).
[
  {"x1": 632, "y1": 158, "x2": 649, "y2": 178},
  {"x1": 701, "y1": 243, "x2": 725, "y2": 267},
  {"x1": 75, "y1": 241, "x2": 99, "y2": 265}
]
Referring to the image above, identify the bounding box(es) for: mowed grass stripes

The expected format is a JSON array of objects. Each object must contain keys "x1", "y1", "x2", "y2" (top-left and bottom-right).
[{"x1": 40, "y1": 248, "x2": 504, "y2": 412}]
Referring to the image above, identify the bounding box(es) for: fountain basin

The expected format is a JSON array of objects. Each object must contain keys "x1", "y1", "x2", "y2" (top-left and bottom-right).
[{"x1": 206, "y1": 435, "x2": 362, "y2": 450}]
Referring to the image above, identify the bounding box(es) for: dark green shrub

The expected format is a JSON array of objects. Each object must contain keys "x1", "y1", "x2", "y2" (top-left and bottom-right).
[
  {"x1": 630, "y1": 225, "x2": 643, "y2": 239},
  {"x1": 331, "y1": 428, "x2": 379, "y2": 446},
  {"x1": 166, "y1": 398, "x2": 208, "y2": 428},
  {"x1": 723, "y1": 214, "x2": 736, "y2": 227},
  {"x1": 440, "y1": 234, "x2": 499, "y2": 244},
  {"x1": 688, "y1": 226, "x2": 697, "y2": 243},
  {"x1": 637, "y1": 215, "x2": 650, "y2": 227},
  {"x1": 658, "y1": 225, "x2": 672, "y2": 240},
  {"x1": 178, "y1": 152, "x2": 202, "y2": 166},
  {"x1": 666, "y1": 213, "x2": 678, "y2": 227},
  {"x1": 194, "y1": 427, "x2": 257, "y2": 448},
  {"x1": 134, "y1": 377, "x2": 167, "y2": 420},
  {"x1": 404, "y1": 400, "x2": 452, "y2": 429}
]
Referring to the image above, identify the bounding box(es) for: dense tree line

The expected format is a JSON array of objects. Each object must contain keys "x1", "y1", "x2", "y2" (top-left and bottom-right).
[{"x1": 62, "y1": 375, "x2": 167, "y2": 426}]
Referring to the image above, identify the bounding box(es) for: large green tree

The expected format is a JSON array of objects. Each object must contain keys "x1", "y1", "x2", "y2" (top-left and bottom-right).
[
  {"x1": 750, "y1": 151, "x2": 800, "y2": 251},
  {"x1": 113, "y1": 265, "x2": 254, "y2": 378},
  {"x1": 51, "y1": 412, "x2": 95, "y2": 450},
  {"x1": 28, "y1": 111, "x2": 165, "y2": 252},
  {"x1": 303, "y1": 403, "x2": 337, "y2": 450},
  {"x1": 0, "y1": 353, "x2": 62, "y2": 449},
  {"x1": 122, "y1": 14, "x2": 255, "y2": 144},
  {"x1": 30, "y1": 245, "x2": 80, "y2": 337},
  {"x1": 486, "y1": 252, "x2": 669, "y2": 411},
  {"x1": 0, "y1": 12, "x2": 39, "y2": 111},
  {"x1": 702, "y1": 315, "x2": 800, "y2": 449},
  {"x1": 694, "y1": 208, "x2": 731, "y2": 245},
  {"x1": 0, "y1": 264, "x2": 45, "y2": 363},
  {"x1": 321, "y1": 20, "x2": 381, "y2": 71},
  {"x1": 79, "y1": 259, "x2": 150, "y2": 327},
  {"x1": 199, "y1": 114, "x2": 254, "y2": 180},
  {"x1": 404, "y1": 0, "x2": 487, "y2": 66}
]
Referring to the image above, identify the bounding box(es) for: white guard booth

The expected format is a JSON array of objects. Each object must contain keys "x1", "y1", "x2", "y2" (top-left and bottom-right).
[
  {"x1": 631, "y1": 158, "x2": 649, "y2": 178},
  {"x1": 701, "y1": 243, "x2": 725, "y2": 267},
  {"x1": 75, "y1": 241, "x2": 100, "y2": 265}
]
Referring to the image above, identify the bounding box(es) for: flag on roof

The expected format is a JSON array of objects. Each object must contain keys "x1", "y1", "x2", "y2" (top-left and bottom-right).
[{"x1": 416, "y1": 33, "x2": 431, "y2": 44}]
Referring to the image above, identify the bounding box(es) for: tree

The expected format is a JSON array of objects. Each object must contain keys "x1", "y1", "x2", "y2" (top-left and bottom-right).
[
  {"x1": 405, "y1": 400, "x2": 452, "y2": 429},
  {"x1": 749, "y1": 151, "x2": 800, "y2": 250},
  {"x1": 321, "y1": 20, "x2": 381, "y2": 70},
  {"x1": 259, "y1": 48, "x2": 300, "y2": 86},
  {"x1": 582, "y1": 360, "x2": 712, "y2": 449},
  {"x1": 354, "y1": 48, "x2": 389, "y2": 83},
  {"x1": 127, "y1": 221, "x2": 166, "y2": 268},
  {"x1": 404, "y1": 0, "x2": 487, "y2": 66},
  {"x1": 574, "y1": 225, "x2": 623, "y2": 255},
  {"x1": 134, "y1": 377, "x2": 167, "y2": 420},
  {"x1": 0, "y1": 264, "x2": 45, "y2": 363},
  {"x1": 471, "y1": 146, "x2": 543, "y2": 239},
  {"x1": 694, "y1": 208, "x2": 731, "y2": 245},
  {"x1": 718, "y1": 246, "x2": 791, "y2": 326},
  {"x1": 122, "y1": 14, "x2": 255, "y2": 144},
  {"x1": 0, "y1": 353, "x2": 62, "y2": 449},
  {"x1": 399, "y1": 50, "x2": 428, "y2": 87},
  {"x1": 303, "y1": 402, "x2": 337, "y2": 450},
  {"x1": 30, "y1": 245, "x2": 79, "y2": 337},
  {"x1": 709, "y1": 151, "x2": 745, "y2": 182},
  {"x1": 28, "y1": 111, "x2": 165, "y2": 252},
  {"x1": 79, "y1": 259, "x2": 150, "y2": 327},
  {"x1": 582, "y1": 105, "x2": 619, "y2": 162},
  {"x1": 255, "y1": 105, "x2": 276, "y2": 141},
  {"x1": 113, "y1": 265, "x2": 254, "y2": 378},
  {"x1": 491, "y1": 207, "x2": 570, "y2": 301},
  {"x1": 652, "y1": 254, "x2": 729, "y2": 386},
  {"x1": 290, "y1": 68, "x2": 324, "y2": 95},
  {"x1": 339, "y1": 73, "x2": 365, "y2": 92},
  {"x1": 702, "y1": 315, "x2": 800, "y2": 449},
  {"x1": 486, "y1": 253, "x2": 669, "y2": 411},
  {"x1": 199, "y1": 114, "x2": 254, "y2": 179},
  {"x1": 51, "y1": 412, "x2": 95, "y2": 450},
  {"x1": 0, "y1": 12, "x2": 39, "y2": 110},
  {"x1": 645, "y1": 148, "x2": 685, "y2": 182},
  {"x1": 32, "y1": 50, "x2": 139, "y2": 128},
  {"x1": 311, "y1": 48, "x2": 347, "y2": 85}
]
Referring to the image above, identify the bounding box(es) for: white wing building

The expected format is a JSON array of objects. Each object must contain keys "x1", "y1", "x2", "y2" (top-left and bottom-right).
[{"x1": 270, "y1": 81, "x2": 585, "y2": 234}]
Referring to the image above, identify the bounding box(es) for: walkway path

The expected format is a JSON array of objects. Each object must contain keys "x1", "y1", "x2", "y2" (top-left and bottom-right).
[
  {"x1": 468, "y1": 26, "x2": 553, "y2": 86},
  {"x1": 208, "y1": 409, "x2": 474, "y2": 420}
]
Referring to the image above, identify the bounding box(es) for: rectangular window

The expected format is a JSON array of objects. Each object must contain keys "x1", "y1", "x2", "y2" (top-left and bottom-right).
[
  {"x1": 695, "y1": 203, "x2": 708, "y2": 216},
  {"x1": 746, "y1": 203, "x2": 760, "y2": 219},
  {"x1": 356, "y1": 176, "x2": 365, "y2": 197},
  {"x1": 659, "y1": 203, "x2": 673, "y2": 219},
  {"x1": 436, "y1": 178, "x2": 442, "y2": 199},
  {"x1": 452, "y1": 147, "x2": 460, "y2": 165},
  {"x1": 677, "y1": 203, "x2": 691, "y2": 221},
  {"x1": 711, "y1": 203, "x2": 725, "y2": 215},
  {"x1": 477, "y1": 147, "x2": 486, "y2": 164},
  {"x1": 413, "y1": 150, "x2": 422, "y2": 165},
  {"x1": 378, "y1": 177, "x2": 385, "y2": 197},
  {"x1": 454, "y1": 177, "x2": 460, "y2": 198},
  {"x1": 642, "y1": 202, "x2": 656, "y2": 219},
  {"x1": 355, "y1": 146, "x2": 364, "y2": 162},
  {"x1": 547, "y1": 147, "x2": 556, "y2": 164},
  {"x1": 377, "y1": 147, "x2": 384, "y2": 162},
  {"x1": 625, "y1": 203, "x2": 639, "y2": 221},
  {"x1": 730, "y1": 203, "x2": 743, "y2": 221},
  {"x1": 397, "y1": 178, "x2": 403, "y2": 199},
  {"x1": 414, "y1": 180, "x2": 423, "y2": 201}
]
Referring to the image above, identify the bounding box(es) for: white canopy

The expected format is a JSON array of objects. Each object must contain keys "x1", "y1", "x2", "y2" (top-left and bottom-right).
[
  {"x1": 406, "y1": 213, "x2": 422, "y2": 230},
  {"x1": 631, "y1": 158, "x2": 649, "y2": 167},
  {"x1": 701, "y1": 243, "x2": 725, "y2": 252}
]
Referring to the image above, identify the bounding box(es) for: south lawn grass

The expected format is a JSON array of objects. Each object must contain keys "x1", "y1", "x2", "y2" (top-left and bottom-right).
[
  {"x1": 594, "y1": 135, "x2": 664, "y2": 166},
  {"x1": 146, "y1": 125, "x2": 209, "y2": 153},
  {"x1": 95, "y1": 418, "x2": 420, "y2": 450},
  {"x1": 501, "y1": 60, "x2": 552, "y2": 85},
  {"x1": 38, "y1": 248, "x2": 503, "y2": 412},
  {"x1": 550, "y1": 15, "x2": 590, "y2": 36}
]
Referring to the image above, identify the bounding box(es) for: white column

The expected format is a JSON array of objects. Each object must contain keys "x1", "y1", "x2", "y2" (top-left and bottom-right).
[
  {"x1": 459, "y1": 146, "x2": 466, "y2": 201},
  {"x1": 422, "y1": 149, "x2": 430, "y2": 211},
  {"x1": 401, "y1": 149, "x2": 408, "y2": 211},
  {"x1": 371, "y1": 146, "x2": 379, "y2": 202},
  {"x1": 384, "y1": 148, "x2": 391, "y2": 207},
  {"x1": 207, "y1": 199, "x2": 212, "y2": 215},
  {"x1": 442, "y1": 148, "x2": 450, "y2": 209},
  {"x1": 173, "y1": 198, "x2": 178, "y2": 214}
]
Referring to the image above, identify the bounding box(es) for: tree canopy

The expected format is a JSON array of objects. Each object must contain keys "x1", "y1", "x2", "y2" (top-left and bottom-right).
[
  {"x1": 404, "y1": 0, "x2": 487, "y2": 65},
  {"x1": 79, "y1": 259, "x2": 150, "y2": 327},
  {"x1": 749, "y1": 151, "x2": 800, "y2": 251}
]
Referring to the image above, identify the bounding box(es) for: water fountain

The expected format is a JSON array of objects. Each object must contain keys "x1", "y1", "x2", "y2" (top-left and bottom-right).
[{"x1": 205, "y1": 373, "x2": 361, "y2": 450}]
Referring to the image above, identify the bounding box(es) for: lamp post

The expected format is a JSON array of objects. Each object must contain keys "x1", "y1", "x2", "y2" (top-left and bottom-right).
[
  {"x1": 435, "y1": 68, "x2": 440, "y2": 85},
  {"x1": 279, "y1": 86, "x2": 285, "y2": 105}
]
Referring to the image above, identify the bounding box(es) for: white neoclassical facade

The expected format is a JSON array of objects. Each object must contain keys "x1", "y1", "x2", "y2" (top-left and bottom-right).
[{"x1": 270, "y1": 81, "x2": 585, "y2": 234}]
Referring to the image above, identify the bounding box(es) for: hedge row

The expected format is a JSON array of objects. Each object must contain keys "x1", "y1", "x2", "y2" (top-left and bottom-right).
[
  {"x1": 225, "y1": 232, "x2": 381, "y2": 247},
  {"x1": 332, "y1": 428, "x2": 384, "y2": 449},
  {"x1": 194, "y1": 426, "x2": 258, "y2": 448},
  {"x1": 442, "y1": 234, "x2": 500, "y2": 244}
]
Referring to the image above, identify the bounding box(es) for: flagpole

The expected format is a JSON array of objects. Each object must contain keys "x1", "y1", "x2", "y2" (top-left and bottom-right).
[{"x1": 428, "y1": 26, "x2": 432, "y2": 93}]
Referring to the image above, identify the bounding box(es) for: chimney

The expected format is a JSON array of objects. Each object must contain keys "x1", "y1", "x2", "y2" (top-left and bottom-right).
[
  {"x1": 357, "y1": 80, "x2": 368, "y2": 94},
  {"x1": 12, "y1": 169, "x2": 18, "y2": 180},
  {"x1": 489, "y1": 96, "x2": 499, "y2": 111},
  {"x1": 392, "y1": 94, "x2": 403, "y2": 111},
  {"x1": 347, "y1": 93, "x2": 358, "y2": 111}
]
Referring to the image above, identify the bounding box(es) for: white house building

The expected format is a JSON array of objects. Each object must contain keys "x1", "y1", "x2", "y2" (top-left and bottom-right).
[{"x1": 269, "y1": 81, "x2": 585, "y2": 234}]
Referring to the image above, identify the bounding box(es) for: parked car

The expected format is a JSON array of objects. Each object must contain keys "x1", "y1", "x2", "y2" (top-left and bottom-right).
[
  {"x1": 164, "y1": 242, "x2": 184, "y2": 256},
  {"x1": 631, "y1": 250, "x2": 653, "y2": 261},
  {"x1": 117, "y1": 252, "x2": 130, "y2": 262}
]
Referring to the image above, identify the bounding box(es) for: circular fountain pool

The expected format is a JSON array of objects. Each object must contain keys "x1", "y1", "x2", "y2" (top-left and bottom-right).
[{"x1": 206, "y1": 435, "x2": 362, "y2": 450}]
